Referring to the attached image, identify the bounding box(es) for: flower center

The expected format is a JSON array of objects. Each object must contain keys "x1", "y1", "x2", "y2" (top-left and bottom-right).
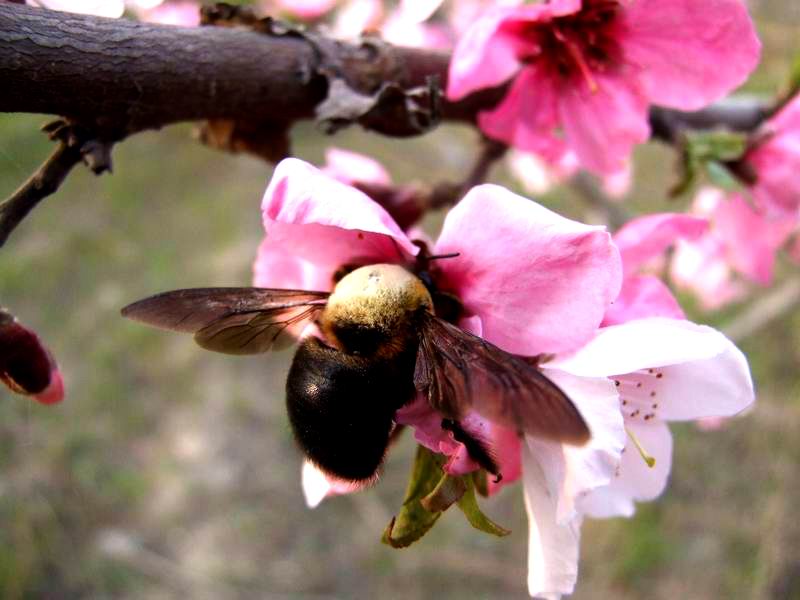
[
  {"x1": 613, "y1": 367, "x2": 665, "y2": 423},
  {"x1": 521, "y1": 0, "x2": 622, "y2": 89}
]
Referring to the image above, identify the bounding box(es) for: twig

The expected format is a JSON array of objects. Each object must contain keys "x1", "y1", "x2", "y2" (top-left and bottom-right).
[
  {"x1": 461, "y1": 138, "x2": 508, "y2": 195},
  {"x1": 0, "y1": 143, "x2": 82, "y2": 248},
  {"x1": 722, "y1": 277, "x2": 800, "y2": 342},
  {"x1": 427, "y1": 138, "x2": 509, "y2": 211},
  {"x1": 570, "y1": 172, "x2": 631, "y2": 231}
]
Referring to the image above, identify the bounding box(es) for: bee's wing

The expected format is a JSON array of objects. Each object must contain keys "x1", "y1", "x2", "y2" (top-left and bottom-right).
[
  {"x1": 414, "y1": 314, "x2": 590, "y2": 446},
  {"x1": 121, "y1": 287, "x2": 329, "y2": 355}
]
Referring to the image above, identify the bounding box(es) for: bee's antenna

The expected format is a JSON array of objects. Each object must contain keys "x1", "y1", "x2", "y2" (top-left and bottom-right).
[{"x1": 426, "y1": 252, "x2": 460, "y2": 261}]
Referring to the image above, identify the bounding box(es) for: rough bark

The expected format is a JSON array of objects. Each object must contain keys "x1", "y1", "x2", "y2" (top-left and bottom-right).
[{"x1": 0, "y1": 3, "x2": 765, "y2": 140}]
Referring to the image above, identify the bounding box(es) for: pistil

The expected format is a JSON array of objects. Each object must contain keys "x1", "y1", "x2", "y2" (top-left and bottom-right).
[{"x1": 625, "y1": 426, "x2": 656, "y2": 468}]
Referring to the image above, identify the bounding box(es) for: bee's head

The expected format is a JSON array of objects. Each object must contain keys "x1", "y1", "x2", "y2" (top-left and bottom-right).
[{"x1": 321, "y1": 264, "x2": 433, "y2": 356}]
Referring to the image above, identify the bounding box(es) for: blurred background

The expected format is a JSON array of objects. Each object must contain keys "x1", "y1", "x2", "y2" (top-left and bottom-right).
[{"x1": 1, "y1": 1, "x2": 800, "y2": 598}]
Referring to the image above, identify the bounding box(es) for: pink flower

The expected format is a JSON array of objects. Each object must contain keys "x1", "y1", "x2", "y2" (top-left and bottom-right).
[
  {"x1": 671, "y1": 189, "x2": 794, "y2": 309},
  {"x1": 0, "y1": 309, "x2": 64, "y2": 405},
  {"x1": 604, "y1": 212, "x2": 708, "y2": 325},
  {"x1": 27, "y1": 0, "x2": 126, "y2": 17},
  {"x1": 322, "y1": 147, "x2": 391, "y2": 186},
  {"x1": 745, "y1": 95, "x2": 800, "y2": 218},
  {"x1": 254, "y1": 158, "x2": 625, "y2": 598},
  {"x1": 447, "y1": 0, "x2": 761, "y2": 174},
  {"x1": 136, "y1": 1, "x2": 200, "y2": 26},
  {"x1": 550, "y1": 318, "x2": 754, "y2": 518},
  {"x1": 273, "y1": 0, "x2": 337, "y2": 20}
]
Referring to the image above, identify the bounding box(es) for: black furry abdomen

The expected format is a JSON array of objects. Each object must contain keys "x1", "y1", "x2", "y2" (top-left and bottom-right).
[{"x1": 286, "y1": 337, "x2": 416, "y2": 481}]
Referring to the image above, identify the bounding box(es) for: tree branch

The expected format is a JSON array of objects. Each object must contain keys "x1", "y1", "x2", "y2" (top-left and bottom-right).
[
  {"x1": 1, "y1": 3, "x2": 767, "y2": 138},
  {"x1": 0, "y1": 142, "x2": 81, "y2": 246},
  {"x1": 0, "y1": 2, "x2": 774, "y2": 243}
]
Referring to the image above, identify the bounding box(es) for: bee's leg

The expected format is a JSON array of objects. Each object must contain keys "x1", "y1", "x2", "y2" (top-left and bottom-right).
[{"x1": 441, "y1": 419, "x2": 502, "y2": 483}]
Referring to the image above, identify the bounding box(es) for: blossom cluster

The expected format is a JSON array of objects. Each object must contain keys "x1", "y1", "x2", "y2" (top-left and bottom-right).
[
  {"x1": 253, "y1": 158, "x2": 754, "y2": 598},
  {"x1": 15, "y1": 0, "x2": 795, "y2": 596}
]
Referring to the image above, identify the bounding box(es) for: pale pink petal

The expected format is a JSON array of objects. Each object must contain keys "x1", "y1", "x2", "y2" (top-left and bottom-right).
[
  {"x1": 620, "y1": 0, "x2": 761, "y2": 110},
  {"x1": 671, "y1": 237, "x2": 748, "y2": 310},
  {"x1": 747, "y1": 97, "x2": 800, "y2": 217},
  {"x1": 276, "y1": 0, "x2": 336, "y2": 19},
  {"x1": 381, "y1": 14, "x2": 452, "y2": 50},
  {"x1": 478, "y1": 66, "x2": 566, "y2": 161},
  {"x1": 434, "y1": 184, "x2": 622, "y2": 355},
  {"x1": 137, "y1": 2, "x2": 200, "y2": 26},
  {"x1": 602, "y1": 275, "x2": 685, "y2": 326},
  {"x1": 696, "y1": 416, "x2": 726, "y2": 431},
  {"x1": 557, "y1": 74, "x2": 650, "y2": 175},
  {"x1": 522, "y1": 443, "x2": 582, "y2": 599},
  {"x1": 301, "y1": 460, "x2": 361, "y2": 508},
  {"x1": 259, "y1": 159, "x2": 417, "y2": 289},
  {"x1": 554, "y1": 318, "x2": 754, "y2": 422},
  {"x1": 646, "y1": 335, "x2": 754, "y2": 421},
  {"x1": 399, "y1": 0, "x2": 443, "y2": 23},
  {"x1": 333, "y1": 0, "x2": 384, "y2": 39},
  {"x1": 713, "y1": 194, "x2": 794, "y2": 284},
  {"x1": 32, "y1": 0, "x2": 125, "y2": 17},
  {"x1": 527, "y1": 371, "x2": 625, "y2": 523},
  {"x1": 748, "y1": 133, "x2": 800, "y2": 217},
  {"x1": 551, "y1": 317, "x2": 732, "y2": 379},
  {"x1": 613, "y1": 213, "x2": 708, "y2": 276},
  {"x1": 446, "y1": 8, "x2": 523, "y2": 100},
  {"x1": 253, "y1": 237, "x2": 329, "y2": 291},
  {"x1": 602, "y1": 162, "x2": 632, "y2": 199},
  {"x1": 323, "y1": 148, "x2": 392, "y2": 187},
  {"x1": 506, "y1": 149, "x2": 579, "y2": 195},
  {"x1": 579, "y1": 421, "x2": 673, "y2": 518}
]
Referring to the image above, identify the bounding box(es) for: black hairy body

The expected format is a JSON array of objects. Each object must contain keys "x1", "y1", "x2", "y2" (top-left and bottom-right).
[{"x1": 286, "y1": 337, "x2": 417, "y2": 481}]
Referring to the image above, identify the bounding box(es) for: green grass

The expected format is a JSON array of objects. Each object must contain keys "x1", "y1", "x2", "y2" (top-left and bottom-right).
[{"x1": 1, "y1": 4, "x2": 799, "y2": 598}]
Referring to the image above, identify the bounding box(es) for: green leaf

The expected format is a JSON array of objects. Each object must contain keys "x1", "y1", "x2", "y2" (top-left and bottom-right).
[
  {"x1": 382, "y1": 446, "x2": 446, "y2": 549},
  {"x1": 421, "y1": 474, "x2": 466, "y2": 512},
  {"x1": 687, "y1": 131, "x2": 748, "y2": 163},
  {"x1": 706, "y1": 161, "x2": 740, "y2": 190},
  {"x1": 456, "y1": 477, "x2": 511, "y2": 537},
  {"x1": 671, "y1": 132, "x2": 748, "y2": 197},
  {"x1": 788, "y1": 53, "x2": 800, "y2": 97},
  {"x1": 472, "y1": 469, "x2": 489, "y2": 498},
  {"x1": 669, "y1": 146, "x2": 699, "y2": 198}
]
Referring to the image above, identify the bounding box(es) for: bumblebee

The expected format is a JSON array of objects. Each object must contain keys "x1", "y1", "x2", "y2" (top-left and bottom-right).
[{"x1": 122, "y1": 261, "x2": 590, "y2": 482}]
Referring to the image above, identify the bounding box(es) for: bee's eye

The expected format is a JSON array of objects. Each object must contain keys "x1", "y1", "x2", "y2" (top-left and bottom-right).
[
  {"x1": 332, "y1": 263, "x2": 361, "y2": 284},
  {"x1": 331, "y1": 322, "x2": 389, "y2": 355}
]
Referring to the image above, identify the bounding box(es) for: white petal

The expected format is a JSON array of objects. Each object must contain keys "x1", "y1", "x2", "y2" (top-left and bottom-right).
[
  {"x1": 551, "y1": 317, "x2": 731, "y2": 377},
  {"x1": 579, "y1": 421, "x2": 673, "y2": 518},
  {"x1": 301, "y1": 460, "x2": 331, "y2": 508},
  {"x1": 654, "y1": 340, "x2": 754, "y2": 421},
  {"x1": 530, "y1": 371, "x2": 626, "y2": 523},
  {"x1": 522, "y1": 444, "x2": 582, "y2": 599}
]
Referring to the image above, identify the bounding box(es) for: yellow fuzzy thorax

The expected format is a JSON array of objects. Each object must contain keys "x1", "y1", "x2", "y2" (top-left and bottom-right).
[{"x1": 321, "y1": 264, "x2": 433, "y2": 349}]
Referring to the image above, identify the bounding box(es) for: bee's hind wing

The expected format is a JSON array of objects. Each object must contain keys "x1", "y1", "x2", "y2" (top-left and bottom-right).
[{"x1": 414, "y1": 314, "x2": 590, "y2": 445}]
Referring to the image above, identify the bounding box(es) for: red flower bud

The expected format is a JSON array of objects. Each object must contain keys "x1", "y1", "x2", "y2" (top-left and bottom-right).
[{"x1": 0, "y1": 309, "x2": 63, "y2": 404}]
